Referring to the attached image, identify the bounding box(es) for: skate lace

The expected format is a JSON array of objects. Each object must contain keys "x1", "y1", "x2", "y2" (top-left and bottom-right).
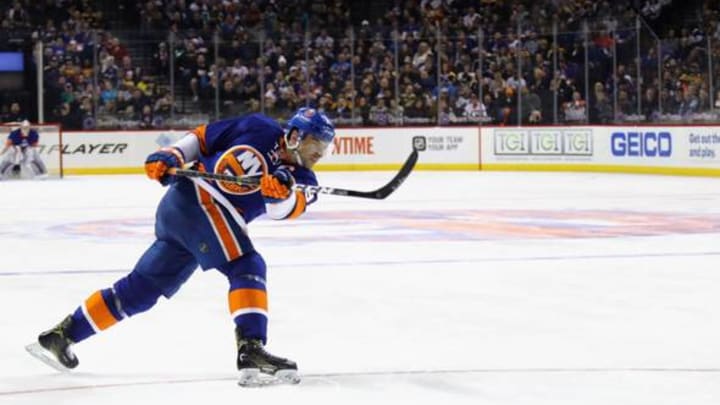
[{"x1": 248, "y1": 341, "x2": 283, "y2": 362}]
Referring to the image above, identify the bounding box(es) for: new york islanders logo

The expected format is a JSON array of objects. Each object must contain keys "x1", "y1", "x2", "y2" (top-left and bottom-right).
[{"x1": 214, "y1": 145, "x2": 268, "y2": 195}]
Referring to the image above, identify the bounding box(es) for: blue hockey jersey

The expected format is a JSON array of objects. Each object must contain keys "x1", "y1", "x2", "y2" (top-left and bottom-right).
[
  {"x1": 7, "y1": 128, "x2": 40, "y2": 149},
  {"x1": 154, "y1": 113, "x2": 318, "y2": 270},
  {"x1": 190, "y1": 113, "x2": 318, "y2": 223}
]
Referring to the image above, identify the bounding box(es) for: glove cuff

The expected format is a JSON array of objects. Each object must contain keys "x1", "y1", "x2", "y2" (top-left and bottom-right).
[{"x1": 160, "y1": 147, "x2": 185, "y2": 167}]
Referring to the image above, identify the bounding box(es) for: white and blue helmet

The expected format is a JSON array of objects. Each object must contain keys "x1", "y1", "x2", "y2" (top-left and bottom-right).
[{"x1": 285, "y1": 107, "x2": 335, "y2": 145}]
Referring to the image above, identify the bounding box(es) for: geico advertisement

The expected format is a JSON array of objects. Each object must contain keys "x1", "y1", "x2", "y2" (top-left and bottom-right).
[
  {"x1": 684, "y1": 128, "x2": 720, "y2": 164},
  {"x1": 319, "y1": 127, "x2": 478, "y2": 165},
  {"x1": 483, "y1": 127, "x2": 593, "y2": 162},
  {"x1": 607, "y1": 129, "x2": 672, "y2": 158},
  {"x1": 600, "y1": 126, "x2": 720, "y2": 167}
]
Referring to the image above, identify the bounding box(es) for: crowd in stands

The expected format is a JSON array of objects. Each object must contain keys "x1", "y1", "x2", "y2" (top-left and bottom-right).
[{"x1": 1, "y1": 0, "x2": 719, "y2": 129}]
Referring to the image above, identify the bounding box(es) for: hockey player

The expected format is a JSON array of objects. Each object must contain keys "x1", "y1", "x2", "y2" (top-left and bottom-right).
[
  {"x1": 27, "y1": 108, "x2": 336, "y2": 385},
  {"x1": 0, "y1": 120, "x2": 48, "y2": 179}
]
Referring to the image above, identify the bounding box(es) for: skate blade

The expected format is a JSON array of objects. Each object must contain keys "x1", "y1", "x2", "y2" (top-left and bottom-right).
[
  {"x1": 237, "y1": 368, "x2": 301, "y2": 387},
  {"x1": 24, "y1": 342, "x2": 71, "y2": 373}
]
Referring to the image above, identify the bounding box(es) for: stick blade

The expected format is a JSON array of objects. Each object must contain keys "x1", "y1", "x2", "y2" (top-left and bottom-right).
[
  {"x1": 369, "y1": 148, "x2": 419, "y2": 199},
  {"x1": 25, "y1": 342, "x2": 72, "y2": 372}
]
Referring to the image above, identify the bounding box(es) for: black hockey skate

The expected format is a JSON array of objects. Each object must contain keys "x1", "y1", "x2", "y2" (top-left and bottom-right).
[
  {"x1": 235, "y1": 328, "x2": 300, "y2": 387},
  {"x1": 25, "y1": 315, "x2": 79, "y2": 371}
]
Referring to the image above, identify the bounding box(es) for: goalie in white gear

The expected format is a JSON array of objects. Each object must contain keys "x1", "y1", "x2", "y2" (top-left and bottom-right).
[{"x1": 0, "y1": 120, "x2": 48, "y2": 179}]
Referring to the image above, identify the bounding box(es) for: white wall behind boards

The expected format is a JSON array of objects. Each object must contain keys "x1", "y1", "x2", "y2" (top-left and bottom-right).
[{"x1": 54, "y1": 125, "x2": 720, "y2": 176}]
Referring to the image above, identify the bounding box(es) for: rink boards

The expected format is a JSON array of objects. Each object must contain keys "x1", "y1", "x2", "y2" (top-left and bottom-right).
[{"x1": 44, "y1": 125, "x2": 720, "y2": 176}]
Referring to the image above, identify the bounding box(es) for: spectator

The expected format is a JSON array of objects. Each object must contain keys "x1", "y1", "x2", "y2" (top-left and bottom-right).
[
  {"x1": 678, "y1": 86, "x2": 700, "y2": 116},
  {"x1": 139, "y1": 105, "x2": 154, "y2": 129},
  {"x1": 591, "y1": 89, "x2": 614, "y2": 124},
  {"x1": 369, "y1": 96, "x2": 390, "y2": 126},
  {"x1": 498, "y1": 87, "x2": 518, "y2": 125},
  {"x1": 2, "y1": 102, "x2": 25, "y2": 123},
  {"x1": 412, "y1": 41, "x2": 433, "y2": 69},
  {"x1": 564, "y1": 90, "x2": 587, "y2": 122},
  {"x1": 464, "y1": 93, "x2": 488, "y2": 122},
  {"x1": 521, "y1": 86, "x2": 543, "y2": 124},
  {"x1": 58, "y1": 102, "x2": 81, "y2": 130},
  {"x1": 642, "y1": 88, "x2": 659, "y2": 121}
]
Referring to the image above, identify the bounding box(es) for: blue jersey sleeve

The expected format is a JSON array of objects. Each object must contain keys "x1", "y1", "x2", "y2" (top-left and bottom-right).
[
  {"x1": 8, "y1": 129, "x2": 20, "y2": 145},
  {"x1": 289, "y1": 165, "x2": 318, "y2": 187},
  {"x1": 29, "y1": 130, "x2": 40, "y2": 145},
  {"x1": 7, "y1": 129, "x2": 39, "y2": 146}
]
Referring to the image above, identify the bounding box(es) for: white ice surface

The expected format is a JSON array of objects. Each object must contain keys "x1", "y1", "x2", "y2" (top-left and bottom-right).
[{"x1": 1, "y1": 171, "x2": 720, "y2": 404}]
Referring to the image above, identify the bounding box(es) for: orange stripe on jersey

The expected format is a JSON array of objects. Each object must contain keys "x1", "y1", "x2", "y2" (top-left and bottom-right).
[
  {"x1": 191, "y1": 125, "x2": 208, "y2": 155},
  {"x1": 286, "y1": 190, "x2": 307, "y2": 219},
  {"x1": 226, "y1": 155, "x2": 246, "y2": 175},
  {"x1": 197, "y1": 185, "x2": 241, "y2": 260},
  {"x1": 85, "y1": 291, "x2": 118, "y2": 331},
  {"x1": 228, "y1": 288, "x2": 268, "y2": 314}
]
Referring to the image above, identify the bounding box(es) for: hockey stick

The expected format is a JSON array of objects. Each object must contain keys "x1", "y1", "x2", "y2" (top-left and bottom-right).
[
  {"x1": 168, "y1": 148, "x2": 419, "y2": 200},
  {"x1": 170, "y1": 168, "x2": 261, "y2": 184}
]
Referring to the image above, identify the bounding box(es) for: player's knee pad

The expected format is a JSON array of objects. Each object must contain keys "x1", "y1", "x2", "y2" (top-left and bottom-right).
[
  {"x1": 112, "y1": 271, "x2": 165, "y2": 316},
  {"x1": 221, "y1": 252, "x2": 269, "y2": 343},
  {"x1": 218, "y1": 250, "x2": 267, "y2": 290}
]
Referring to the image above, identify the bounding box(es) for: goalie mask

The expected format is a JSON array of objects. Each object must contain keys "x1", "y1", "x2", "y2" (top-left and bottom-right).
[
  {"x1": 20, "y1": 120, "x2": 30, "y2": 136},
  {"x1": 284, "y1": 108, "x2": 335, "y2": 169}
]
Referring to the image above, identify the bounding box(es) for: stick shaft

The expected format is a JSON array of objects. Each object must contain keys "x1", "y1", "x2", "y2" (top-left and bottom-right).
[{"x1": 167, "y1": 149, "x2": 418, "y2": 199}]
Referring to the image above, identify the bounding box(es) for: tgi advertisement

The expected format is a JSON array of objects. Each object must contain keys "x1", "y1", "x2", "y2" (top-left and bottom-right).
[
  {"x1": 493, "y1": 128, "x2": 593, "y2": 157},
  {"x1": 482, "y1": 127, "x2": 594, "y2": 170}
]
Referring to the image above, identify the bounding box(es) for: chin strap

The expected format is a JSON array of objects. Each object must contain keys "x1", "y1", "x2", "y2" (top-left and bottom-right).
[
  {"x1": 283, "y1": 128, "x2": 305, "y2": 168},
  {"x1": 291, "y1": 150, "x2": 304, "y2": 167}
]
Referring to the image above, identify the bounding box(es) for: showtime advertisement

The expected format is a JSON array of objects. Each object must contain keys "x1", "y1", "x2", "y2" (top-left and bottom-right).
[{"x1": 316, "y1": 127, "x2": 479, "y2": 170}]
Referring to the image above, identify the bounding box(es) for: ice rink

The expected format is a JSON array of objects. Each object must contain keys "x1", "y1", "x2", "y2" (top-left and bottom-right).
[{"x1": 2, "y1": 170, "x2": 720, "y2": 405}]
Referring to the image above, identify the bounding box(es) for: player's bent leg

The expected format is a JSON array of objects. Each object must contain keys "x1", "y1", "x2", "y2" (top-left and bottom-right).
[
  {"x1": 29, "y1": 285, "x2": 131, "y2": 371},
  {"x1": 67, "y1": 287, "x2": 133, "y2": 343},
  {"x1": 0, "y1": 162, "x2": 12, "y2": 179},
  {"x1": 28, "y1": 148, "x2": 48, "y2": 176},
  {"x1": 30, "y1": 240, "x2": 198, "y2": 371},
  {"x1": 218, "y1": 252, "x2": 298, "y2": 384},
  {"x1": 129, "y1": 239, "x2": 199, "y2": 299},
  {"x1": 0, "y1": 152, "x2": 17, "y2": 179},
  {"x1": 218, "y1": 251, "x2": 269, "y2": 343}
]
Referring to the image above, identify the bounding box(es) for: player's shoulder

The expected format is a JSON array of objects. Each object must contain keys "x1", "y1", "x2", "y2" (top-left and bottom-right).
[
  {"x1": 221, "y1": 113, "x2": 280, "y2": 128},
  {"x1": 243, "y1": 113, "x2": 283, "y2": 133}
]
